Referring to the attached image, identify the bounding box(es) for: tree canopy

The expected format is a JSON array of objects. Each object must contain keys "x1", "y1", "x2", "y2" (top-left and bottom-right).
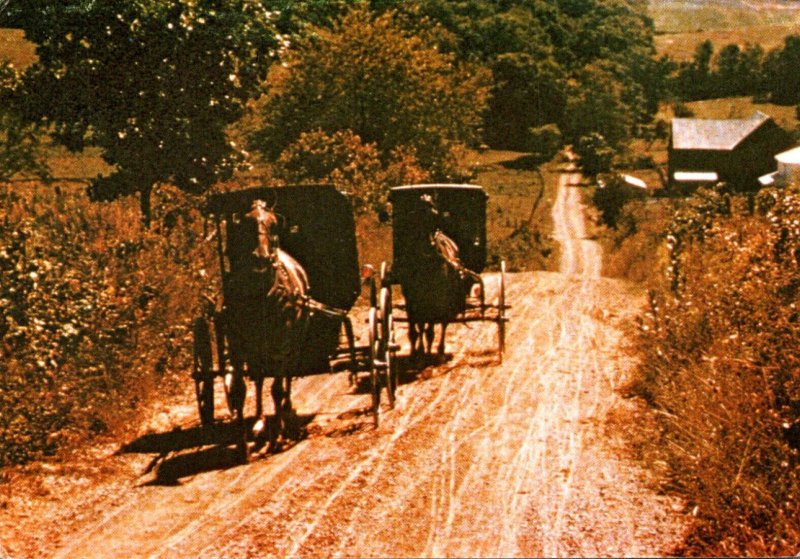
[
  {"x1": 6, "y1": 0, "x2": 671, "y2": 209},
  {"x1": 0, "y1": 63, "x2": 47, "y2": 182},
  {"x1": 386, "y1": 0, "x2": 662, "y2": 154},
  {"x1": 13, "y1": 0, "x2": 279, "y2": 224},
  {"x1": 250, "y1": 7, "x2": 491, "y2": 180}
]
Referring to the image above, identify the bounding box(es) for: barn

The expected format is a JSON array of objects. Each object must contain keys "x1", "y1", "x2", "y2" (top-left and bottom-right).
[{"x1": 668, "y1": 111, "x2": 793, "y2": 191}]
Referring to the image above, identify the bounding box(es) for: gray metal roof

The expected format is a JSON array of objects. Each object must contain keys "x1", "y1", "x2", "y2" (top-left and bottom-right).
[{"x1": 671, "y1": 111, "x2": 771, "y2": 151}]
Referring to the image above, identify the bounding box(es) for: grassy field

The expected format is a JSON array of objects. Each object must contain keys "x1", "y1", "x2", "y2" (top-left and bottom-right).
[
  {"x1": 650, "y1": 0, "x2": 800, "y2": 60},
  {"x1": 0, "y1": 27, "x2": 35, "y2": 68},
  {"x1": 649, "y1": 0, "x2": 800, "y2": 33}
]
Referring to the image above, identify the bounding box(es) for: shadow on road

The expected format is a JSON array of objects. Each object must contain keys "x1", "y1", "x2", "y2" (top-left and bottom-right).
[{"x1": 119, "y1": 414, "x2": 316, "y2": 484}]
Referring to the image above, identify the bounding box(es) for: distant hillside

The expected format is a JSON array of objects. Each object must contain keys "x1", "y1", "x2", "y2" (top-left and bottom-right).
[
  {"x1": 651, "y1": 0, "x2": 800, "y2": 59},
  {"x1": 649, "y1": 0, "x2": 800, "y2": 33}
]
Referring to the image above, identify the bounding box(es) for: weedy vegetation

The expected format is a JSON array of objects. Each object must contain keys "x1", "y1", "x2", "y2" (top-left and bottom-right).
[
  {"x1": 3, "y1": 0, "x2": 800, "y2": 554},
  {"x1": 625, "y1": 185, "x2": 800, "y2": 555}
]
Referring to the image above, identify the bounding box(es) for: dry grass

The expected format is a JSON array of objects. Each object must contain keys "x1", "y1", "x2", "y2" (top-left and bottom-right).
[
  {"x1": 650, "y1": 0, "x2": 800, "y2": 61},
  {"x1": 467, "y1": 149, "x2": 559, "y2": 272},
  {"x1": 656, "y1": 24, "x2": 800, "y2": 61},
  {"x1": 633, "y1": 190, "x2": 800, "y2": 555},
  {"x1": 649, "y1": 0, "x2": 800, "y2": 34},
  {"x1": 0, "y1": 182, "x2": 214, "y2": 465},
  {"x1": 682, "y1": 97, "x2": 800, "y2": 130},
  {"x1": 0, "y1": 28, "x2": 37, "y2": 69}
]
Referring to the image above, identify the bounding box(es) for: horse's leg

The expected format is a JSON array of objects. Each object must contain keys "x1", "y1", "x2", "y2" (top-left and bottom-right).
[
  {"x1": 424, "y1": 322, "x2": 435, "y2": 355},
  {"x1": 252, "y1": 373, "x2": 266, "y2": 441},
  {"x1": 230, "y1": 359, "x2": 249, "y2": 462},
  {"x1": 282, "y1": 375, "x2": 298, "y2": 440},
  {"x1": 284, "y1": 375, "x2": 293, "y2": 413},
  {"x1": 408, "y1": 320, "x2": 420, "y2": 360},
  {"x1": 269, "y1": 376, "x2": 284, "y2": 450},
  {"x1": 438, "y1": 322, "x2": 448, "y2": 356}
]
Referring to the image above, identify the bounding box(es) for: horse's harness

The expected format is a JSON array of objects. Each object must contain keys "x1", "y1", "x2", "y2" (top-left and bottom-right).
[{"x1": 250, "y1": 208, "x2": 347, "y2": 321}]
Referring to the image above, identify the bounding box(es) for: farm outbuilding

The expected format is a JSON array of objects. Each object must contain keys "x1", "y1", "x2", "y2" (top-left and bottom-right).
[
  {"x1": 668, "y1": 111, "x2": 793, "y2": 191},
  {"x1": 759, "y1": 145, "x2": 800, "y2": 187}
]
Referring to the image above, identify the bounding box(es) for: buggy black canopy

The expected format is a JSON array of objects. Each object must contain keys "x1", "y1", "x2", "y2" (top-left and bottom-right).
[
  {"x1": 204, "y1": 185, "x2": 361, "y2": 374},
  {"x1": 204, "y1": 184, "x2": 360, "y2": 312},
  {"x1": 389, "y1": 184, "x2": 488, "y2": 277}
]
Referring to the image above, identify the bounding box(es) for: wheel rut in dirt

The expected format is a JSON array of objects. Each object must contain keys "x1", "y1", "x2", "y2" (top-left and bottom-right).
[{"x1": 1, "y1": 163, "x2": 686, "y2": 558}]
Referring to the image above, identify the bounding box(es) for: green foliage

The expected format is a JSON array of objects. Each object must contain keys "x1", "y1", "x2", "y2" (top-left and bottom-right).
[
  {"x1": 526, "y1": 123, "x2": 562, "y2": 166},
  {"x1": 252, "y1": 7, "x2": 490, "y2": 182},
  {"x1": 368, "y1": 0, "x2": 661, "y2": 155},
  {"x1": 562, "y1": 64, "x2": 635, "y2": 152},
  {"x1": 484, "y1": 52, "x2": 567, "y2": 150},
  {"x1": 14, "y1": 0, "x2": 279, "y2": 223},
  {"x1": 635, "y1": 185, "x2": 800, "y2": 555},
  {"x1": 763, "y1": 35, "x2": 800, "y2": 105},
  {"x1": 592, "y1": 173, "x2": 637, "y2": 228},
  {"x1": 273, "y1": 129, "x2": 429, "y2": 214},
  {"x1": 0, "y1": 186, "x2": 213, "y2": 466},
  {"x1": 671, "y1": 34, "x2": 800, "y2": 104},
  {"x1": 0, "y1": 63, "x2": 48, "y2": 181},
  {"x1": 573, "y1": 132, "x2": 615, "y2": 177}
]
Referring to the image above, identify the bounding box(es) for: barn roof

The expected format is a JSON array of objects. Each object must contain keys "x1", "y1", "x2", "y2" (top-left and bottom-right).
[{"x1": 671, "y1": 111, "x2": 771, "y2": 151}]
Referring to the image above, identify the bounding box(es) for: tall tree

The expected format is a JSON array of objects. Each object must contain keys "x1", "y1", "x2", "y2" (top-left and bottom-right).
[
  {"x1": 764, "y1": 35, "x2": 800, "y2": 105},
  {"x1": 388, "y1": 0, "x2": 662, "y2": 154},
  {"x1": 561, "y1": 63, "x2": 633, "y2": 151},
  {"x1": 675, "y1": 40, "x2": 715, "y2": 100},
  {"x1": 0, "y1": 63, "x2": 48, "y2": 182},
  {"x1": 14, "y1": 0, "x2": 278, "y2": 225},
  {"x1": 251, "y1": 7, "x2": 491, "y2": 179},
  {"x1": 484, "y1": 52, "x2": 566, "y2": 149}
]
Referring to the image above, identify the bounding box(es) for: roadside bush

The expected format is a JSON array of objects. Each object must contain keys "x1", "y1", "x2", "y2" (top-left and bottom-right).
[
  {"x1": 252, "y1": 6, "x2": 490, "y2": 181},
  {"x1": 526, "y1": 124, "x2": 562, "y2": 166},
  {"x1": 273, "y1": 129, "x2": 429, "y2": 215},
  {"x1": 591, "y1": 174, "x2": 643, "y2": 229},
  {"x1": 0, "y1": 185, "x2": 214, "y2": 465},
  {"x1": 574, "y1": 132, "x2": 615, "y2": 177},
  {"x1": 602, "y1": 196, "x2": 677, "y2": 283},
  {"x1": 634, "y1": 184, "x2": 800, "y2": 555},
  {"x1": 673, "y1": 101, "x2": 694, "y2": 118},
  {"x1": 487, "y1": 224, "x2": 552, "y2": 272}
]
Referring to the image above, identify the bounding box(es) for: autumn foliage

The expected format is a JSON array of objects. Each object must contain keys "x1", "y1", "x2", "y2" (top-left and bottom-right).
[
  {"x1": 273, "y1": 129, "x2": 430, "y2": 215},
  {"x1": 635, "y1": 185, "x2": 800, "y2": 555},
  {"x1": 0, "y1": 185, "x2": 213, "y2": 465}
]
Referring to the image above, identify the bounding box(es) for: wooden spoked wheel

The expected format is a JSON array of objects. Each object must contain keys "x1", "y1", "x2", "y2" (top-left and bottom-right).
[
  {"x1": 378, "y1": 286, "x2": 396, "y2": 408},
  {"x1": 368, "y1": 306, "x2": 381, "y2": 427},
  {"x1": 498, "y1": 260, "x2": 507, "y2": 362},
  {"x1": 379, "y1": 261, "x2": 390, "y2": 287},
  {"x1": 385, "y1": 314, "x2": 397, "y2": 408},
  {"x1": 192, "y1": 316, "x2": 215, "y2": 426}
]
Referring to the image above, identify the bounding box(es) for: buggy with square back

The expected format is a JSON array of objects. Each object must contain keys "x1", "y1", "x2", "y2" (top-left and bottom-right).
[
  {"x1": 192, "y1": 185, "x2": 398, "y2": 461},
  {"x1": 383, "y1": 184, "x2": 508, "y2": 361}
]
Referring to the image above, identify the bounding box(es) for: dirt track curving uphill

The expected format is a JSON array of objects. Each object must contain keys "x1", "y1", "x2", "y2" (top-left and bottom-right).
[{"x1": 0, "y1": 163, "x2": 687, "y2": 558}]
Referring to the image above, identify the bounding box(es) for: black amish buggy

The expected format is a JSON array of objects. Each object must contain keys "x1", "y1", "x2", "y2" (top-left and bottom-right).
[
  {"x1": 383, "y1": 183, "x2": 508, "y2": 361},
  {"x1": 192, "y1": 184, "x2": 398, "y2": 461}
]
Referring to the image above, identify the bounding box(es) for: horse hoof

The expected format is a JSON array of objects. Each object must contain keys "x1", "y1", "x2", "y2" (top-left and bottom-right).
[{"x1": 252, "y1": 436, "x2": 267, "y2": 453}]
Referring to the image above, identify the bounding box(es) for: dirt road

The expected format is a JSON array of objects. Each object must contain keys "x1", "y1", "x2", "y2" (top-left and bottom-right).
[{"x1": 0, "y1": 165, "x2": 686, "y2": 558}]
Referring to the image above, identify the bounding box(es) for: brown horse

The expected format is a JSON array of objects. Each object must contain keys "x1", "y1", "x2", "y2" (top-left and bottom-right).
[
  {"x1": 223, "y1": 200, "x2": 310, "y2": 455},
  {"x1": 399, "y1": 195, "x2": 479, "y2": 359}
]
